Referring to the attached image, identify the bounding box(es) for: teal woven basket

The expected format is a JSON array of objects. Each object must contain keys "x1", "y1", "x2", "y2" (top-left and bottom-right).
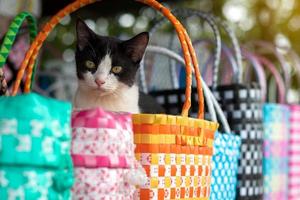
[
  {"x1": 210, "y1": 131, "x2": 241, "y2": 200},
  {"x1": 0, "y1": 93, "x2": 74, "y2": 200}
]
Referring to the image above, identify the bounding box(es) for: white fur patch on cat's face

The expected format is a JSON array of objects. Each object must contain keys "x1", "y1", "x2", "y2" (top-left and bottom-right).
[{"x1": 81, "y1": 54, "x2": 119, "y2": 96}]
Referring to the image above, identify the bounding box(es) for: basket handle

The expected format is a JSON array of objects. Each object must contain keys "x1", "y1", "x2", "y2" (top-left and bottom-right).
[
  {"x1": 0, "y1": 11, "x2": 37, "y2": 95},
  {"x1": 193, "y1": 39, "x2": 238, "y2": 85},
  {"x1": 241, "y1": 48, "x2": 267, "y2": 102},
  {"x1": 144, "y1": 45, "x2": 216, "y2": 121},
  {"x1": 214, "y1": 16, "x2": 243, "y2": 84},
  {"x1": 13, "y1": 0, "x2": 205, "y2": 119},
  {"x1": 248, "y1": 41, "x2": 290, "y2": 94},
  {"x1": 217, "y1": 43, "x2": 238, "y2": 84},
  {"x1": 171, "y1": 9, "x2": 243, "y2": 87},
  {"x1": 145, "y1": 45, "x2": 230, "y2": 132},
  {"x1": 140, "y1": 8, "x2": 221, "y2": 93},
  {"x1": 255, "y1": 55, "x2": 286, "y2": 104},
  {"x1": 170, "y1": 10, "x2": 226, "y2": 90}
]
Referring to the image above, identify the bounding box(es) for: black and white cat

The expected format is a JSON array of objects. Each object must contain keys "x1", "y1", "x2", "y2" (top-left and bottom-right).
[{"x1": 73, "y1": 19, "x2": 164, "y2": 114}]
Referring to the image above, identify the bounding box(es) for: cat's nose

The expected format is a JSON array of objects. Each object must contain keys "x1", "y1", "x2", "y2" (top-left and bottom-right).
[{"x1": 95, "y1": 78, "x2": 105, "y2": 86}]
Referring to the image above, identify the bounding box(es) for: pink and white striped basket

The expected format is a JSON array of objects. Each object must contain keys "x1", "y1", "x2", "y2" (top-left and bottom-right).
[
  {"x1": 71, "y1": 108, "x2": 146, "y2": 200},
  {"x1": 288, "y1": 105, "x2": 300, "y2": 200}
]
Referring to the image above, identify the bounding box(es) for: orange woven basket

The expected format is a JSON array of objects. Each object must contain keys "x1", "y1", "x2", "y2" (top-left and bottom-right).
[
  {"x1": 12, "y1": 0, "x2": 218, "y2": 199},
  {"x1": 130, "y1": 2, "x2": 218, "y2": 200}
]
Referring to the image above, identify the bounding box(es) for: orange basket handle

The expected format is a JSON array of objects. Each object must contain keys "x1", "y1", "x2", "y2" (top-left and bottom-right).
[{"x1": 13, "y1": 0, "x2": 204, "y2": 119}]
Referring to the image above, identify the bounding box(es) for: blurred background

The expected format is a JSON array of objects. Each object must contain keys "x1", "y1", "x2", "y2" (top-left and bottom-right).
[{"x1": 0, "y1": 0, "x2": 299, "y2": 101}]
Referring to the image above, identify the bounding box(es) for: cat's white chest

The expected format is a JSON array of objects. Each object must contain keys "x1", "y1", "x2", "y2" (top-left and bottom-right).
[{"x1": 74, "y1": 83, "x2": 140, "y2": 113}]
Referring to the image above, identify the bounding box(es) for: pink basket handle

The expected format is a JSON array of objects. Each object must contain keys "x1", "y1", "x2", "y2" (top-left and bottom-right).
[
  {"x1": 241, "y1": 48, "x2": 267, "y2": 102},
  {"x1": 255, "y1": 55, "x2": 286, "y2": 104},
  {"x1": 248, "y1": 41, "x2": 290, "y2": 91}
]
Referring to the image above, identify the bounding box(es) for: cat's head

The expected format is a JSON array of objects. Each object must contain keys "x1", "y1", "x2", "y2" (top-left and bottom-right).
[{"x1": 75, "y1": 19, "x2": 149, "y2": 96}]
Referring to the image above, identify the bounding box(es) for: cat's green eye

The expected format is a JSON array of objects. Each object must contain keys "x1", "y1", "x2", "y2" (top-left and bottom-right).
[
  {"x1": 85, "y1": 60, "x2": 96, "y2": 69},
  {"x1": 111, "y1": 66, "x2": 123, "y2": 74}
]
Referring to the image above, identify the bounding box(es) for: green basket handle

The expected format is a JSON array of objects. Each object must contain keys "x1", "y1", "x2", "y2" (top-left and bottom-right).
[{"x1": 0, "y1": 11, "x2": 38, "y2": 95}]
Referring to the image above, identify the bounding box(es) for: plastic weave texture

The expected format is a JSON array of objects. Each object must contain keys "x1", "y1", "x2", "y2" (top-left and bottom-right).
[
  {"x1": 210, "y1": 132, "x2": 241, "y2": 200},
  {"x1": 132, "y1": 114, "x2": 218, "y2": 200},
  {"x1": 0, "y1": 93, "x2": 73, "y2": 199},
  {"x1": 71, "y1": 108, "x2": 143, "y2": 200},
  {"x1": 288, "y1": 105, "x2": 300, "y2": 200},
  {"x1": 263, "y1": 104, "x2": 290, "y2": 200}
]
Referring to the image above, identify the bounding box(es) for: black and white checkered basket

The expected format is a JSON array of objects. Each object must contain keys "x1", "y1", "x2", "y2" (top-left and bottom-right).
[
  {"x1": 198, "y1": 14, "x2": 264, "y2": 199},
  {"x1": 213, "y1": 84, "x2": 264, "y2": 200}
]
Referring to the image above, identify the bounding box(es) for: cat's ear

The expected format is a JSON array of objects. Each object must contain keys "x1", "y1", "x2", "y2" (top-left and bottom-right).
[
  {"x1": 76, "y1": 18, "x2": 95, "y2": 51},
  {"x1": 122, "y1": 32, "x2": 149, "y2": 63}
]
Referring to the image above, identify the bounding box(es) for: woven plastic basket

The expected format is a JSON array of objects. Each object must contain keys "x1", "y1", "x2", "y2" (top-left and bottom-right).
[
  {"x1": 132, "y1": 6, "x2": 218, "y2": 200},
  {"x1": 288, "y1": 104, "x2": 300, "y2": 200},
  {"x1": 0, "y1": 93, "x2": 73, "y2": 199},
  {"x1": 285, "y1": 48, "x2": 300, "y2": 200},
  {"x1": 71, "y1": 108, "x2": 146, "y2": 199}
]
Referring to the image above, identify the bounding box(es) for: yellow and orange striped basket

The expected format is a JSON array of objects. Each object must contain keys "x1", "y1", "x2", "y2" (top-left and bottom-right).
[
  {"x1": 12, "y1": 0, "x2": 219, "y2": 199},
  {"x1": 132, "y1": 1, "x2": 219, "y2": 199},
  {"x1": 133, "y1": 114, "x2": 218, "y2": 199}
]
